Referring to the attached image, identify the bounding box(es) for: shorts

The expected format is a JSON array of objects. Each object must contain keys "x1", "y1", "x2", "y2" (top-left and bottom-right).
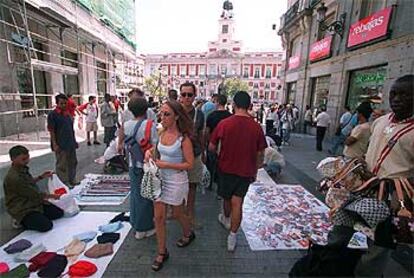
[
  {"x1": 86, "y1": 122, "x2": 98, "y2": 132},
  {"x1": 218, "y1": 171, "x2": 252, "y2": 199},
  {"x1": 187, "y1": 155, "x2": 203, "y2": 184}
]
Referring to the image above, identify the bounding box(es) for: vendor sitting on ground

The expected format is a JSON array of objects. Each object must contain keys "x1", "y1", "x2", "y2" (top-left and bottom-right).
[
  {"x1": 263, "y1": 145, "x2": 285, "y2": 179},
  {"x1": 3, "y1": 145, "x2": 63, "y2": 232}
]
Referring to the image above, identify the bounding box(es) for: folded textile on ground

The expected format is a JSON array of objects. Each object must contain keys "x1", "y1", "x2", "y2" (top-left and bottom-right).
[
  {"x1": 64, "y1": 239, "x2": 86, "y2": 262},
  {"x1": 73, "y1": 231, "x2": 98, "y2": 243},
  {"x1": 109, "y1": 212, "x2": 130, "y2": 223},
  {"x1": 0, "y1": 264, "x2": 29, "y2": 278},
  {"x1": 3, "y1": 239, "x2": 32, "y2": 254},
  {"x1": 37, "y1": 254, "x2": 67, "y2": 278},
  {"x1": 68, "y1": 260, "x2": 97, "y2": 277},
  {"x1": 14, "y1": 244, "x2": 46, "y2": 262},
  {"x1": 98, "y1": 221, "x2": 123, "y2": 233},
  {"x1": 28, "y1": 252, "x2": 57, "y2": 272},
  {"x1": 85, "y1": 243, "x2": 114, "y2": 258},
  {"x1": 97, "y1": 233, "x2": 120, "y2": 244}
]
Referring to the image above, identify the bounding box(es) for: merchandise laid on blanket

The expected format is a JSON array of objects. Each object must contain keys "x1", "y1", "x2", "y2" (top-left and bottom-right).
[
  {"x1": 317, "y1": 156, "x2": 414, "y2": 244},
  {"x1": 0, "y1": 212, "x2": 130, "y2": 277},
  {"x1": 72, "y1": 174, "x2": 130, "y2": 206}
]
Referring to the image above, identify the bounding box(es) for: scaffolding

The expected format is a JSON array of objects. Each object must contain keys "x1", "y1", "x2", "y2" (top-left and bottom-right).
[{"x1": 0, "y1": 0, "x2": 140, "y2": 139}]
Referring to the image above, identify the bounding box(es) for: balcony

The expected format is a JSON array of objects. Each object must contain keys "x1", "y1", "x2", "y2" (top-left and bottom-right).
[
  {"x1": 278, "y1": 0, "x2": 312, "y2": 34},
  {"x1": 285, "y1": 1, "x2": 300, "y2": 26}
]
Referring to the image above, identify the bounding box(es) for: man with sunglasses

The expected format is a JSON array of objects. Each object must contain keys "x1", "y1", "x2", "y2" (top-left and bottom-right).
[{"x1": 179, "y1": 82, "x2": 205, "y2": 229}]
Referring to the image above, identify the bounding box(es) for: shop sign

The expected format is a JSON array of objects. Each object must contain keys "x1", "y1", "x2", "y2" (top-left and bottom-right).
[
  {"x1": 347, "y1": 6, "x2": 392, "y2": 48},
  {"x1": 288, "y1": 55, "x2": 300, "y2": 70},
  {"x1": 309, "y1": 36, "x2": 332, "y2": 62},
  {"x1": 355, "y1": 71, "x2": 386, "y2": 85}
]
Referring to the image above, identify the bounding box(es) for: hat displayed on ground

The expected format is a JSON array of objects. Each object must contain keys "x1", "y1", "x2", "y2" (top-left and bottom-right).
[
  {"x1": 84, "y1": 243, "x2": 113, "y2": 258},
  {"x1": 0, "y1": 262, "x2": 9, "y2": 274},
  {"x1": 0, "y1": 264, "x2": 29, "y2": 278},
  {"x1": 28, "y1": 252, "x2": 57, "y2": 272},
  {"x1": 37, "y1": 254, "x2": 67, "y2": 278},
  {"x1": 68, "y1": 260, "x2": 97, "y2": 277},
  {"x1": 109, "y1": 212, "x2": 130, "y2": 223},
  {"x1": 3, "y1": 239, "x2": 32, "y2": 254},
  {"x1": 73, "y1": 231, "x2": 98, "y2": 243},
  {"x1": 64, "y1": 239, "x2": 86, "y2": 262},
  {"x1": 97, "y1": 232, "x2": 120, "y2": 244},
  {"x1": 14, "y1": 243, "x2": 46, "y2": 262},
  {"x1": 98, "y1": 221, "x2": 123, "y2": 233}
]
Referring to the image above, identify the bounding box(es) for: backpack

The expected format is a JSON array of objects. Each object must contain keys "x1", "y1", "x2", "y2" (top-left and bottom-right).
[
  {"x1": 124, "y1": 119, "x2": 153, "y2": 165},
  {"x1": 289, "y1": 242, "x2": 364, "y2": 277}
]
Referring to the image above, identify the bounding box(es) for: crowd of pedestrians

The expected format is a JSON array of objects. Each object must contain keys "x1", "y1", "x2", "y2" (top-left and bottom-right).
[{"x1": 2, "y1": 74, "x2": 413, "y2": 275}]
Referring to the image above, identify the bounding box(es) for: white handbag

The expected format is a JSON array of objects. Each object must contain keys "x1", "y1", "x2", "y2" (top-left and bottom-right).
[{"x1": 140, "y1": 159, "x2": 162, "y2": 201}]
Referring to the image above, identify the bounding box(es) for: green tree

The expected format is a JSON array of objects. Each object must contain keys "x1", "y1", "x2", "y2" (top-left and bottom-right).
[
  {"x1": 222, "y1": 78, "x2": 249, "y2": 98},
  {"x1": 144, "y1": 71, "x2": 166, "y2": 99}
]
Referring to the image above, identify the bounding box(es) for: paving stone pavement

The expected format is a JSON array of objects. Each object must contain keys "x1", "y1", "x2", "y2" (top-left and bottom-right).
[{"x1": 0, "y1": 133, "x2": 412, "y2": 277}]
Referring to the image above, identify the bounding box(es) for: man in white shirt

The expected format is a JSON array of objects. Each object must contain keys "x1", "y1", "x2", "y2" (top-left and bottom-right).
[{"x1": 315, "y1": 107, "x2": 331, "y2": 151}]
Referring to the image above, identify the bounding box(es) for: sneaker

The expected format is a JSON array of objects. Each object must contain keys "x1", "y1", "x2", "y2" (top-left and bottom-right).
[
  {"x1": 218, "y1": 213, "x2": 231, "y2": 230},
  {"x1": 227, "y1": 232, "x2": 237, "y2": 252},
  {"x1": 87, "y1": 141, "x2": 91, "y2": 146},
  {"x1": 135, "y1": 229, "x2": 156, "y2": 240},
  {"x1": 12, "y1": 219, "x2": 22, "y2": 229}
]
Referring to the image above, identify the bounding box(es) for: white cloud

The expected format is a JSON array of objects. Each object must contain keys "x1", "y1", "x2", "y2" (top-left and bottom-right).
[{"x1": 136, "y1": 0, "x2": 287, "y2": 54}]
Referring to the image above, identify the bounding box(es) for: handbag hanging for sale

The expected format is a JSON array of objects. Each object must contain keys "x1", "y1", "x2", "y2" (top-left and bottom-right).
[{"x1": 140, "y1": 159, "x2": 162, "y2": 201}]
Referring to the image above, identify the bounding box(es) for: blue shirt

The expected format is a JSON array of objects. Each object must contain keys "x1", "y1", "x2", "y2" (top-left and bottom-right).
[{"x1": 47, "y1": 109, "x2": 77, "y2": 150}]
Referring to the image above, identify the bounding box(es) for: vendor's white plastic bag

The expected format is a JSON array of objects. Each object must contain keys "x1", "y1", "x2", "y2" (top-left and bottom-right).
[{"x1": 48, "y1": 174, "x2": 80, "y2": 217}]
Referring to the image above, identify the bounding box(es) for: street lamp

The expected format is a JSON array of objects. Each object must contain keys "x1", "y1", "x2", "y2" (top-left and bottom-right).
[{"x1": 316, "y1": 2, "x2": 346, "y2": 37}]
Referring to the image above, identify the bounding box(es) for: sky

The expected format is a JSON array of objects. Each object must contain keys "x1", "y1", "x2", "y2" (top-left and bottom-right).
[{"x1": 135, "y1": 0, "x2": 287, "y2": 54}]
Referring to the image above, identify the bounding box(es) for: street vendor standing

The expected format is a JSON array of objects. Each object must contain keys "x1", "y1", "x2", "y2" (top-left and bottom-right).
[
  {"x1": 328, "y1": 74, "x2": 414, "y2": 276},
  {"x1": 4, "y1": 145, "x2": 63, "y2": 232}
]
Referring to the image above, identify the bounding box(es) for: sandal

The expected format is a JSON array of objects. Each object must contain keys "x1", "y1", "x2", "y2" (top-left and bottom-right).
[
  {"x1": 176, "y1": 231, "x2": 196, "y2": 247},
  {"x1": 151, "y1": 250, "x2": 169, "y2": 271}
]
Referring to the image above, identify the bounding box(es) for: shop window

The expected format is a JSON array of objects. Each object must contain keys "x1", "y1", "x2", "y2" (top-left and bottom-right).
[
  {"x1": 360, "y1": 0, "x2": 386, "y2": 19},
  {"x1": 16, "y1": 68, "x2": 49, "y2": 117},
  {"x1": 286, "y1": 82, "x2": 297, "y2": 104},
  {"x1": 347, "y1": 66, "x2": 387, "y2": 110},
  {"x1": 96, "y1": 61, "x2": 107, "y2": 95},
  {"x1": 309, "y1": 75, "x2": 330, "y2": 108}
]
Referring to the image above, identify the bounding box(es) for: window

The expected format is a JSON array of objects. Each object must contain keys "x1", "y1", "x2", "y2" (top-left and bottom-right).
[
  {"x1": 62, "y1": 50, "x2": 79, "y2": 96},
  {"x1": 254, "y1": 67, "x2": 260, "y2": 78},
  {"x1": 150, "y1": 64, "x2": 155, "y2": 73},
  {"x1": 289, "y1": 36, "x2": 300, "y2": 57},
  {"x1": 171, "y1": 65, "x2": 177, "y2": 76},
  {"x1": 222, "y1": 24, "x2": 229, "y2": 34},
  {"x1": 231, "y1": 64, "x2": 238, "y2": 75},
  {"x1": 243, "y1": 66, "x2": 249, "y2": 78},
  {"x1": 209, "y1": 64, "x2": 217, "y2": 75},
  {"x1": 199, "y1": 65, "x2": 206, "y2": 76},
  {"x1": 96, "y1": 61, "x2": 107, "y2": 95},
  {"x1": 286, "y1": 82, "x2": 297, "y2": 104},
  {"x1": 16, "y1": 68, "x2": 49, "y2": 117},
  {"x1": 265, "y1": 67, "x2": 272, "y2": 78},
  {"x1": 317, "y1": 12, "x2": 335, "y2": 40},
  {"x1": 189, "y1": 65, "x2": 196, "y2": 76},
  {"x1": 220, "y1": 64, "x2": 227, "y2": 76},
  {"x1": 360, "y1": 0, "x2": 386, "y2": 19},
  {"x1": 180, "y1": 65, "x2": 186, "y2": 77}
]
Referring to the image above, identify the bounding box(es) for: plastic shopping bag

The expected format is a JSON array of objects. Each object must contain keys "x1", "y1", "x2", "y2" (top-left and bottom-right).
[{"x1": 48, "y1": 174, "x2": 80, "y2": 217}]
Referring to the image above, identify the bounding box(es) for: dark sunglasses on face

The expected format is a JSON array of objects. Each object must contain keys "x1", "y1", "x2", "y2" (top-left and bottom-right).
[
  {"x1": 159, "y1": 111, "x2": 172, "y2": 117},
  {"x1": 180, "y1": 93, "x2": 194, "y2": 98}
]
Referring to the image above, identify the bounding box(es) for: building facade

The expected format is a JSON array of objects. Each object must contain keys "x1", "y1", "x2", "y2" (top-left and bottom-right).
[
  {"x1": 0, "y1": 0, "x2": 139, "y2": 137},
  {"x1": 277, "y1": 0, "x2": 414, "y2": 132},
  {"x1": 144, "y1": 1, "x2": 284, "y2": 102}
]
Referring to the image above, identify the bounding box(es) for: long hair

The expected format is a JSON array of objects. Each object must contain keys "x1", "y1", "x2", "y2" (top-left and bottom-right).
[{"x1": 163, "y1": 100, "x2": 194, "y2": 138}]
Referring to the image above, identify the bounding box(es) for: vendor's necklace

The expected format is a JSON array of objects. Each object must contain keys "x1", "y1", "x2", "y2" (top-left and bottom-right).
[{"x1": 383, "y1": 114, "x2": 414, "y2": 135}]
